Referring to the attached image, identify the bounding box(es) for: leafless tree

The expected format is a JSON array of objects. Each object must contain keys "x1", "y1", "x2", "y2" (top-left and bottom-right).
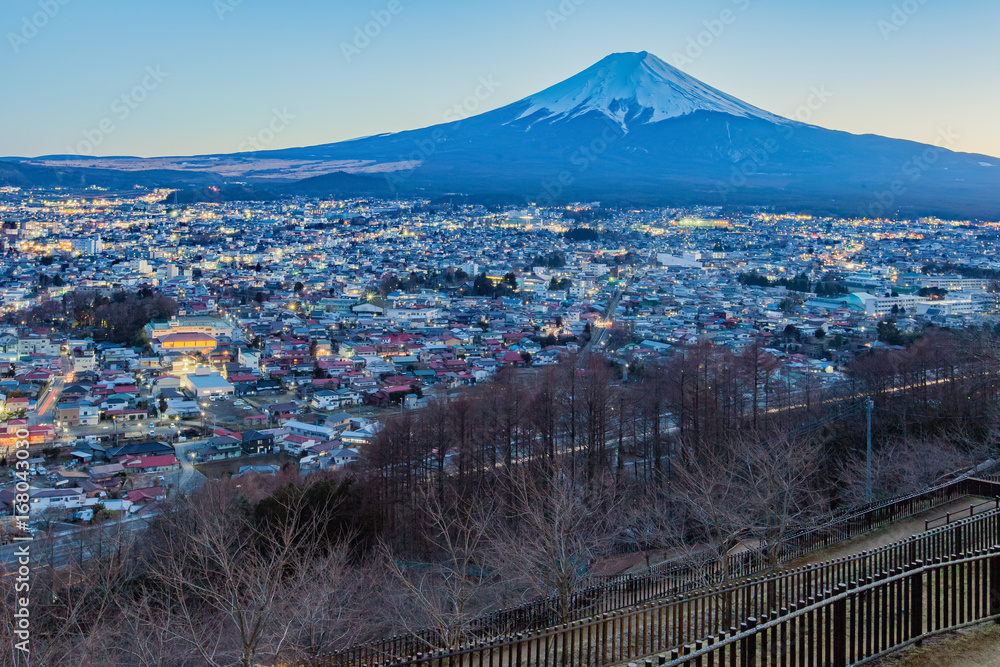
[
  {"x1": 673, "y1": 429, "x2": 827, "y2": 576},
  {"x1": 380, "y1": 489, "x2": 504, "y2": 651},
  {"x1": 146, "y1": 477, "x2": 349, "y2": 667},
  {"x1": 740, "y1": 431, "x2": 828, "y2": 567},
  {"x1": 0, "y1": 528, "x2": 139, "y2": 667},
  {"x1": 837, "y1": 435, "x2": 992, "y2": 505},
  {"x1": 491, "y1": 467, "x2": 620, "y2": 624}
]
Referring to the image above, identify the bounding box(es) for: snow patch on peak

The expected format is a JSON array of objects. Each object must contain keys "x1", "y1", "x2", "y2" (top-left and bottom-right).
[{"x1": 510, "y1": 51, "x2": 787, "y2": 132}]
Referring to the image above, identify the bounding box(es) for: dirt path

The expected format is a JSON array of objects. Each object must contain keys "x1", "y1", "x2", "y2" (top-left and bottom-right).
[
  {"x1": 605, "y1": 496, "x2": 995, "y2": 579},
  {"x1": 875, "y1": 623, "x2": 1000, "y2": 667},
  {"x1": 782, "y1": 496, "x2": 994, "y2": 569}
]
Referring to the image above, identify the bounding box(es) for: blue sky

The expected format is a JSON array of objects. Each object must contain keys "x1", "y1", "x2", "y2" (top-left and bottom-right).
[{"x1": 3, "y1": 0, "x2": 998, "y2": 158}]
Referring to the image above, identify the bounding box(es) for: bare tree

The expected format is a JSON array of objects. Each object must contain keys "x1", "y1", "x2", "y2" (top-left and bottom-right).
[
  {"x1": 672, "y1": 444, "x2": 755, "y2": 584},
  {"x1": 279, "y1": 548, "x2": 375, "y2": 661},
  {"x1": 837, "y1": 435, "x2": 991, "y2": 506},
  {"x1": 380, "y1": 490, "x2": 503, "y2": 651},
  {"x1": 492, "y1": 467, "x2": 619, "y2": 624},
  {"x1": 673, "y1": 429, "x2": 827, "y2": 576},
  {"x1": 147, "y1": 478, "x2": 345, "y2": 667},
  {"x1": 740, "y1": 431, "x2": 827, "y2": 567},
  {"x1": 0, "y1": 528, "x2": 139, "y2": 667}
]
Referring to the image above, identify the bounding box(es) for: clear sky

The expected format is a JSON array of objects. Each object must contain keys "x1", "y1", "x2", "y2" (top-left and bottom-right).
[{"x1": 3, "y1": 0, "x2": 998, "y2": 158}]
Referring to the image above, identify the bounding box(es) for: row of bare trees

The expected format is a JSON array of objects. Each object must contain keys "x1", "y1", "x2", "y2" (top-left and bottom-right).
[{"x1": 366, "y1": 328, "x2": 1000, "y2": 550}]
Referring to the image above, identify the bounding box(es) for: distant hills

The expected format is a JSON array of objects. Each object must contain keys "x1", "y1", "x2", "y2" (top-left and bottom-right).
[{"x1": 7, "y1": 51, "x2": 1000, "y2": 219}]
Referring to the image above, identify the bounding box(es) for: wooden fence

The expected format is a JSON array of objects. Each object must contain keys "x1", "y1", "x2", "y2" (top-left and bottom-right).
[
  {"x1": 660, "y1": 551, "x2": 1000, "y2": 666},
  {"x1": 301, "y1": 477, "x2": 1000, "y2": 667}
]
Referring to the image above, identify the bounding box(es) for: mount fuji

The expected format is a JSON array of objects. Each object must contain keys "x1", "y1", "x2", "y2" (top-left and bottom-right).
[
  {"x1": 505, "y1": 50, "x2": 788, "y2": 131},
  {"x1": 12, "y1": 51, "x2": 1000, "y2": 218}
]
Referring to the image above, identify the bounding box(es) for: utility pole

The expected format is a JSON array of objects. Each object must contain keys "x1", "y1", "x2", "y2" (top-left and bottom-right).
[{"x1": 866, "y1": 397, "x2": 874, "y2": 504}]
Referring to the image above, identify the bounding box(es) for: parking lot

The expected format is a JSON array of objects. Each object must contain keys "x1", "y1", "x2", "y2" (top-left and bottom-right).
[{"x1": 194, "y1": 394, "x2": 277, "y2": 431}]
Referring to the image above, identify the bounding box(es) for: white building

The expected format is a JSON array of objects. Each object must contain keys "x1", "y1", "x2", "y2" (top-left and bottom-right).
[
  {"x1": 71, "y1": 236, "x2": 103, "y2": 255},
  {"x1": 182, "y1": 370, "x2": 234, "y2": 398},
  {"x1": 848, "y1": 293, "x2": 921, "y2": 318}
]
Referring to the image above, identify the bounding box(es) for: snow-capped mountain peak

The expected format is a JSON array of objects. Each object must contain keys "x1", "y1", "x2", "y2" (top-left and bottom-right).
[{"x1": 509, "y1": 51, "x2": 787, "y2": 132}]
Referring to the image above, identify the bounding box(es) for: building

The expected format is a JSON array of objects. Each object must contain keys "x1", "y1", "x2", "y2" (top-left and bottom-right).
[
  {"x1": 847, "y1": 292, "x2": 921, "y2": 318},
  {"x1": 29, "y1": 488, "x2": 86, "y2": 512},
  {"x1": 71, "y1": 236, "x2": 103, "y2": 254},
  {"x1": 182, "y1": 369, "x2": 234, "y2": 398},
  {"x1": 241, "y1": 430, "x2": 275, "y2": 455},
  {"x1": 153, "y1": 333, "x2": 218, "y2": 354},
  {"x1": 18, "y1": 336, "x2": 58, "y2": 357},
  {"x1": 121, "y1": 454, "x2": 180, "y2": 473},
  {"x1": 144, "y1": 316, "x2": 233, "y2": 343},
  {"x1": 328, "y1": 447, "x2": 359, "y2": 468},
  {"x1": 283, "y1": 420, "x2": 338, "y2": 441},
  {"x1": 205, "y1": 435, "x2": 243, "y2": 460}
]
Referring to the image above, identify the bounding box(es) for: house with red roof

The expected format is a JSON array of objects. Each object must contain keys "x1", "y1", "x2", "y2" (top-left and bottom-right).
[
  {"x1": 121, "y1": 454, "x2": 180, "y2": 473},
  {"x1": 126, "y1": 486, "x2": 166, "y2": 503}
]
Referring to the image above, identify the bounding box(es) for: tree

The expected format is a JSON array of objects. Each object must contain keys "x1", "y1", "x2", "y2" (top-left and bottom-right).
[
  {"x1": 472, "y1": 272, "x2": 492, "y2": 297},
  {"x1": 740, "y1": 432, "x2": 826, "y2": 567},
  {"x1": 380, "y1": 491, "x2": 503, "y2": 651},
  {"x1": 147, "y1": 479, "x2": 350, "y2": 667},
  {"x1": 548, "y1": 277, "x2": 572, "y2": 291},
  {"x1": 673, "y1": 429, "x2": 826, "y2": 576},
  {"x1": 493, "y1": 468, "x2": 618, "y2": 624},
  {"x1": 836, "y1": 436, "x2": 989, "y2": 506},
  {"x1": 294, "y1": 281, "x2": 305, "y2": 294},
  {"x1": 877, "y1": 320, "x2": 905, "y2": 346},
  {"x1": 0, "y1": 522, "x2": 140, "y2": 665},
  {"x1": 918, "y1": 286, "x2": 947, "y2": 300},
  {"x1": 378, "y1": 276, "x2": 402, "y2": 297}
]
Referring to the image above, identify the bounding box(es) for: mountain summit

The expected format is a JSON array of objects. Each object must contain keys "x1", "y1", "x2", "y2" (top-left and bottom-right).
[
  {"x1": 506, "y1": 51, "x2": 787, "y2": 132},
  {"x1": 13, "y1": 51, "x2": 1000, "y2": 218}
]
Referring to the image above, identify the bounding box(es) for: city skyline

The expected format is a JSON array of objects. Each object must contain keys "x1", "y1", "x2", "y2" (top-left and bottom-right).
[{"x1": 3, "y1": 0, "x2": 999, "y2": 159}]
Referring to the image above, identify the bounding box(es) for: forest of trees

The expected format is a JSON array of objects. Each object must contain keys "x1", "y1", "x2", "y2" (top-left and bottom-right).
[
  {"x1": 921, "y1": 261, "x2": 1000, "y2": 280},
  {"x1": 3, "y1": 326, "x2": 1000, "y2": 665},
  {"x1": 737, "y1": 270, "x2": 850, "y2": 296},
  {"x1": 562, "y1": 228, "x2": 602, "y2": 243},
  {"x1": 3, "y1": 289, "x2": 177, "y2": 346}
]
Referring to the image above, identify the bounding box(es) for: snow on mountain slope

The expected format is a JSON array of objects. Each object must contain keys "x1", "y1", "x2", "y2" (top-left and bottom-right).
[{"x1": 509, "y1": 51, "x2": 789, "y2": 132}]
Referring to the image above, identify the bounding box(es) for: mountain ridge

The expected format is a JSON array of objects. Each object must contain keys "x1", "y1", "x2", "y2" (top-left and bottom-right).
[{"x1": 5, "y1": 51, "x2": 1000, "y2": 219}]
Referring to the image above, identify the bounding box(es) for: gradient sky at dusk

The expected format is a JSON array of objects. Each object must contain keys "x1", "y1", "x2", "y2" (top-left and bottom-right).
[{"x1": 3, "y1": 0, "x2": 998, "y2": 158}]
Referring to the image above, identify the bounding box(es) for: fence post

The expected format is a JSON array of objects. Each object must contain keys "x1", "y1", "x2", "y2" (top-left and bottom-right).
[
  {"x1": 991, "y1": 555, "x2": 1000, "y2": 622},
  {"x1": 740, "y1": 618, "x2": 757, "y2": 667},
  {"x1": 909, "y1": 563, "x2": 924, "y2": 646},
  {"x1": 833, "y1": 585, "x2": 847, "y2": 667}
]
